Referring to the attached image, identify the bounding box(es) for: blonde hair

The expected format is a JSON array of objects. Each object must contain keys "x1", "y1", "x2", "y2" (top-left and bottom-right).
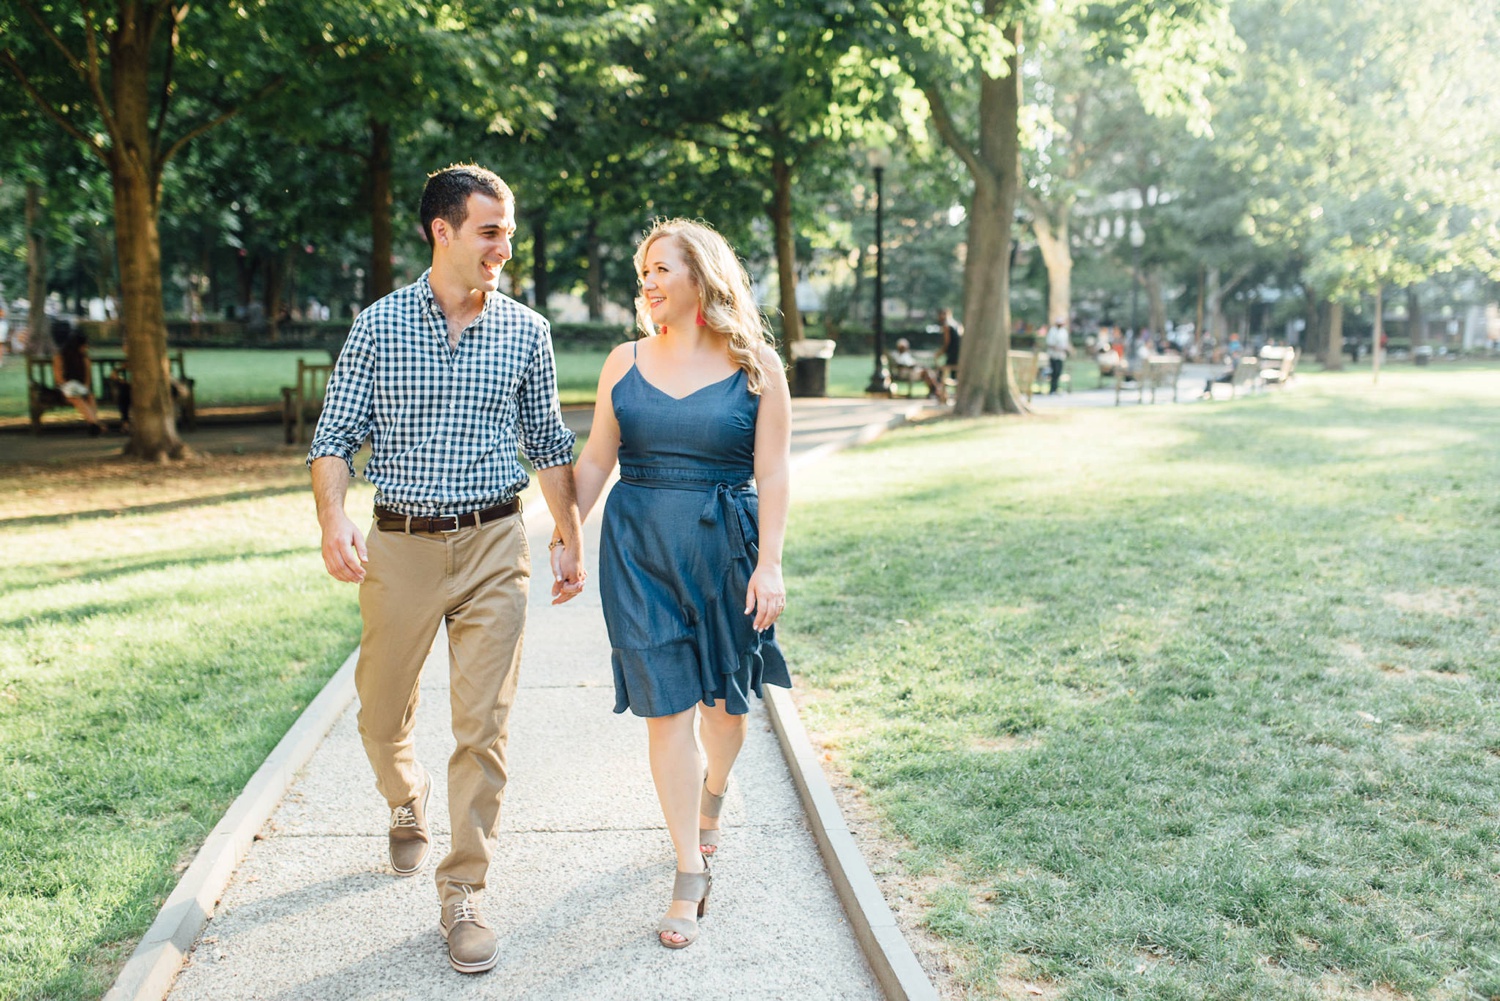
[{"x1": 633, "y1": 218, "x2": 777, "y2": 395}]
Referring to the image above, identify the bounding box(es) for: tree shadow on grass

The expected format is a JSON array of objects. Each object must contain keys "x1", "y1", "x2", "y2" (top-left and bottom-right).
[
  {"x1": 0, "y1": 547, "x2": 313, "y2": 625},
  {"x1": 0, "y1": 484, "x2": 309, "y2": 529}
]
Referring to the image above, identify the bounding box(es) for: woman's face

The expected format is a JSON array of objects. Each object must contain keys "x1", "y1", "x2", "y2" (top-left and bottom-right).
[{"x1": 639, "y1": 236, "x2": 698, "y2": 333}]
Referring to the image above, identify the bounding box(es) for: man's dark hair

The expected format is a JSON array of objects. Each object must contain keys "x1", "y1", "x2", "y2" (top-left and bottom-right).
[{"x1": 419, "y1": 164, "x2": 512, "y2": 245}]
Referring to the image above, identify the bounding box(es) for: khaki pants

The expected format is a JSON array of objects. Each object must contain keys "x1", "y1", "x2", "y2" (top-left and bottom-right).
[{"x1": 355, "y1": 512, "x2": 530, "y2": 907}]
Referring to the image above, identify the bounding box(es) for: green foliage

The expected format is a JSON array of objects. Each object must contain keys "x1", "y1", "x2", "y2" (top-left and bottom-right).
[
  {"x1": 786, "y1": 367, "x2": 1500, "y2": 997},
  {"x1": 1220, "y1": 0, "x2": 1500, "y2": 300}
]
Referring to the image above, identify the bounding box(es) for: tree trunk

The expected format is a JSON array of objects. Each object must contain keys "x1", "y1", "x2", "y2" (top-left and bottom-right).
[
  {"x1": 1146, "y1": 266, "x2": 1166, "y2": 340},
  {"x1": 1031, "y1": 207, "x2": 1072, "y2": 325},
  {"x1": 1324, "y1": 301, "x2": 1344, "y2": 370},
  {"x1": 1205, "y1": 265, "x2": 1228, "y2": 342},
  {"x1": 25, "y1": 181, "x2": 49, "y2": 355},
  {"x1": 1194, "y1": 266, "x2": 1205, "y2": 355},
  {"x1": 1406, "y1": 286, "x2": 1424, "y2": 348},
  {"x1": 585, "y1": 216, "x2": 604, "y2": 322},
  {"x1": 531, "y1": 208, "x2": 550, "y2": 315},
  {"x1": 369, "y1": 119, "x2": 394, "y2": 301},
  {"x1": 265, "y1": 251, "x2": 284, "y2": 342},
  {"x1": 951, "y1": 18, "x2": 1024, "y2": 415},
  {"x1": 769, "y1": 154, "x2": 803, "y2": 346},
  {"x1": 110, "y1": 19, "x2": 183, "y2": 460}
]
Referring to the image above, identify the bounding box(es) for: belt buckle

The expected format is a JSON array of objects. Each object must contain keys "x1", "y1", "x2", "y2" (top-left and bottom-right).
[{"x1": 437, "y1": 515, "x2": 460, "y2": 534}]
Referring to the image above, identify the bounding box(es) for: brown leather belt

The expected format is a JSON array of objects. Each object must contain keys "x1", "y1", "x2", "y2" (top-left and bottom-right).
[{"x1": 374, "y1": 498, "x2": 521, "y2": 534}]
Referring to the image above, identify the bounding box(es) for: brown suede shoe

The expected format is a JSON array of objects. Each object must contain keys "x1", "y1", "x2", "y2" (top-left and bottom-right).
[
  {"x1": 440, "y1": 886, "x2": 498, "y2": 974},
  {"x1": 388, "y1": 772, "x2": 431, "y2": 876}
]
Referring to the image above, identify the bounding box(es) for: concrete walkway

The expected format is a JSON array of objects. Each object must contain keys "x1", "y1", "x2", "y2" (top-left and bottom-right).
[{"x1": 143, "y1": 397, "x2": 925, "y2": 1001}]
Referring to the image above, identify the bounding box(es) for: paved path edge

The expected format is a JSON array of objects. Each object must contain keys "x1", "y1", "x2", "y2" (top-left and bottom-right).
[
  {"x1": 774, "y1": 402, "x2": 942, "y2": 1001},
  {"x1": 102, "y1": 649, "x2": 360, "y2": 1001}
]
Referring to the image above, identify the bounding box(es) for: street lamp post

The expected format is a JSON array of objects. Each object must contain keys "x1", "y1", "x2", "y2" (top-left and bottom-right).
[
  {"x1": 866, "y1": 146, "x2": 891, "y2": 395},
  {"x1": 1128, "y1": 219, "x2": 1144, "y2": 339}
]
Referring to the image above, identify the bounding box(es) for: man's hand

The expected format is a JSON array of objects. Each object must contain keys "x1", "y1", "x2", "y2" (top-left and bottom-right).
[
  {"x1": 321, "y1": 512, "x2": 368, "y2": 583},
  {"x1": 549, "y1": 539, "x2": 586, "y2": 604}
]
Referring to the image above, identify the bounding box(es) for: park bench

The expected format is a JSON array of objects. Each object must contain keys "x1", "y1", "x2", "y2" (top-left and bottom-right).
[
  {"x1": 1228, "y1": 356, "x2": 1261, "y2": 397},
  {"x1": 1115, "y1": 353, "x2": 1183, "y2": 405},
  {"x1": 1006, "y1": 349, "x2": 1040, "y2": 402},
  {"x1": 26, "y1": 350, "x2": 195, "y2": 432},
  {"x1": 1096, "y1": 350, "x2": 1124, "y2": 388},
  {"x1": 884, "y1": 348, "x2": 955, "y2": 401},
  {"x1": 281, "y1": 359, "x2": 333, "y2": 443},
  {"x1": 1258, "y1": 345, "x2": 1296, "y2": 387}
]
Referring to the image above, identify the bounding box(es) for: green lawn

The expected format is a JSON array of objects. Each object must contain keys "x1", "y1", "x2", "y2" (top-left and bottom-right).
[
  {"x1": 783, "y1": 368, "x2": 1500, "y2": 1000},
  {"x1": 0, "y1": 456, "x2": 371, "y2": 1001}
]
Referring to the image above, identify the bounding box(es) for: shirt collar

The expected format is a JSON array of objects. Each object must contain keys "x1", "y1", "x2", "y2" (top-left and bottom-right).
[{"x1": 415, "y1": 268, "x2": 499, "y2": 323}]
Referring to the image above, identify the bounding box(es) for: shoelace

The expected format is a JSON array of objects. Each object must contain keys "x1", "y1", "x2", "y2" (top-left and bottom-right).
[
  {"x1": 390, "y1": 804, "x2": 418, "y2": 829},
  {"x1": 451, "y1": 886, "x2": 480, "y2": 925}
]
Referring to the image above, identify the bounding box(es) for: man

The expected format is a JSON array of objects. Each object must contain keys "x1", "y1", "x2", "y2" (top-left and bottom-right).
[
  {"x1": 890, "y1": 337, "x2": 947, "y2": 403},
  {"x1": 1044, "y1": 317, "x2": 1072, "y2": 394},
  {"x1": 308, "y1": 164, "x2": 584, "y2": 975}
]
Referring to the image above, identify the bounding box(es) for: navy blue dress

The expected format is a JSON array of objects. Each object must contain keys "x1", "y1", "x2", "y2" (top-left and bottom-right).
[{"x1": 600, "y1": 353, "x2": 791, "y2": 717}]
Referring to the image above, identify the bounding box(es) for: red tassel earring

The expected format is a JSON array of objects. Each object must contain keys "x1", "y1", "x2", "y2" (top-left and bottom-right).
[{"x1": 695, "y1": 308, "x2": 707, "y2": 327}]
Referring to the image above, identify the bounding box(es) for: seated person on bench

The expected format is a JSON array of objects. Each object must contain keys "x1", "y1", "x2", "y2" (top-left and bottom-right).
[
  {"x1": 52, "y1": 319, "x2": 105, "y2": 436},
  {"x1": 891, "y1": 338, "x2": 947, "y2": 403}
]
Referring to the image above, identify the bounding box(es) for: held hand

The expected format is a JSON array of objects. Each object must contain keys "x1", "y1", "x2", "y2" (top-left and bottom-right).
[
  {"x1": 744, "y1": 564, "x2": 786, "y2": 632},
  {"x1": 549, "y1": 538, "x2": 587, "y2": 605},
  {"x1": 321, "y1": 513, "x2": 368, "y2": 583}
]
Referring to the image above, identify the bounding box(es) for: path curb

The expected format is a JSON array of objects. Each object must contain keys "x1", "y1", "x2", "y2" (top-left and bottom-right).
[
  {"x1": 773, "y1": 403, "x2": 941, "y2": 1001},
  {"x1": 102, "y1": 650, "x2": 359, "y2": 1001}
]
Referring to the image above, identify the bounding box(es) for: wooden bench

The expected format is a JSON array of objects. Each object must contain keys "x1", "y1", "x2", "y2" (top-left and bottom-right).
[
  {"x1": 1258, "y1": 345, "x2": 1296, "y2": 387},
  {"x1": 1228, "y1": 356, "x2": 1261, "y2": 397},
  {"x1": 1115, "y1": 354, "x2": 1183, "y2": 405},
  {"x1": 1096, "y1": 350, "x2": 1124, "y2": 388},
  {"x1": 27, "y1": 349, "x2": 195, "y2": 432},
  {"x1": 1006, "y1": 350, "x2": 1040, "y2": 402},
  {"x1": 26, "y1": 356, "x2": 75, "y2": 432},
  {"x1": 282, "y1": 359, "x2": 333, "y2": 443}
]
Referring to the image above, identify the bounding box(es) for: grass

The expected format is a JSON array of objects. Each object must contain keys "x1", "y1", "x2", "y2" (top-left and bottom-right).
[
  {"x1": 0, "y1": 454, "x2": 371, "y2": 1001},
  {"x1": 783, "y1": 367, "x2": 1500, "y2": 1000}
]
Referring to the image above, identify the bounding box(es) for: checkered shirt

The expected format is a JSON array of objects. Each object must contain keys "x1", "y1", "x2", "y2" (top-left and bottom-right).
[{"x1": 307, "y1": 271, "x2": 576, "y2": 515}]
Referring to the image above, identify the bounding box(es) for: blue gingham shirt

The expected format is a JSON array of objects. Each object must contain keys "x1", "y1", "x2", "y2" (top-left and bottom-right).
[{"x1": 307, "y1": 271, "x2": 576, "y2": 515}]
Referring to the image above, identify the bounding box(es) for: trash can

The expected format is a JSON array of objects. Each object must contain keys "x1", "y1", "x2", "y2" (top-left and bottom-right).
[
  {"x1": 1413, "y1": 345, "x2": 1432, "y2": 366},
  {"x1": 790, "y1": 339, "x2": 836, "y2": 397}
]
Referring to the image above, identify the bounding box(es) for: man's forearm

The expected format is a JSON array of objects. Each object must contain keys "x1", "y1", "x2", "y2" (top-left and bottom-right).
[
  {"x1": 311, "y1": 455, "x2": 353, "y2": 525},
  {"x1": 535, "y1": 464, "x2": 582, "y2": 546}
]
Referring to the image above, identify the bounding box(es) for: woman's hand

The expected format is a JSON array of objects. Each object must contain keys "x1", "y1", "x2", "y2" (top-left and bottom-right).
[{"x1": 745, "y1": 563, "x2": 785, "y2": 632}]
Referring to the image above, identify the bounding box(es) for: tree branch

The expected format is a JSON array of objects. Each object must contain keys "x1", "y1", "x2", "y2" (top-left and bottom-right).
[
  {"x1": 79, "y1": 3, "x2": 120, "y2": 141},
  {"x1": 156, "y1": 75, "x2": 283, "y2": 172},
  {"x1": 151, "y1": 2, "x2": 183, "y2": 158},
  {"x1": 922, "y1": 85, "x2": 983, "y2": 179},
  {"x1": 18, "y1": 0, "x2": 86, "y2": 78},
  {"x1": 0, "y1": 50, "x2": 108, "y2": 163}
]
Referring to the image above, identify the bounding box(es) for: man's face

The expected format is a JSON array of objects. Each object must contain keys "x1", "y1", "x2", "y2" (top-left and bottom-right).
[{"x1": 437, "y1": 192, "x2": 515, "y2": 292}]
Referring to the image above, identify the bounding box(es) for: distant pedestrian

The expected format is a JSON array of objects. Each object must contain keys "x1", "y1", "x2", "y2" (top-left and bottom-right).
[
  {"x1": 307, "y1": 163, "x2": 585, "y2": 976},
  {"x1": 569, "y1": 218, "x2": 792, "y2": 950},
  {"x1": 1044, "y1": 317, "x2": 1072, "y2": 394}
]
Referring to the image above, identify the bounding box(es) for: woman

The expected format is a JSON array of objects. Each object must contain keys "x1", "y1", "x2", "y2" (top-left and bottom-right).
[
  {"x1": 566, "y1": 218, "x2": 792, "y2": 949},
  {"x1": 51, "y1": 319, "x2": 104, "y2": 436}
]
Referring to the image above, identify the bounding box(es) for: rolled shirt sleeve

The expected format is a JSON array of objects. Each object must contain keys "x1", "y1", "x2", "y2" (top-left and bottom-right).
[
  {"x1": 307, "y1": 315, "x2": 376, "y2": 476},
  {"x1": 517, "y1": 321, "x2": 576, "y2": 470}
]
